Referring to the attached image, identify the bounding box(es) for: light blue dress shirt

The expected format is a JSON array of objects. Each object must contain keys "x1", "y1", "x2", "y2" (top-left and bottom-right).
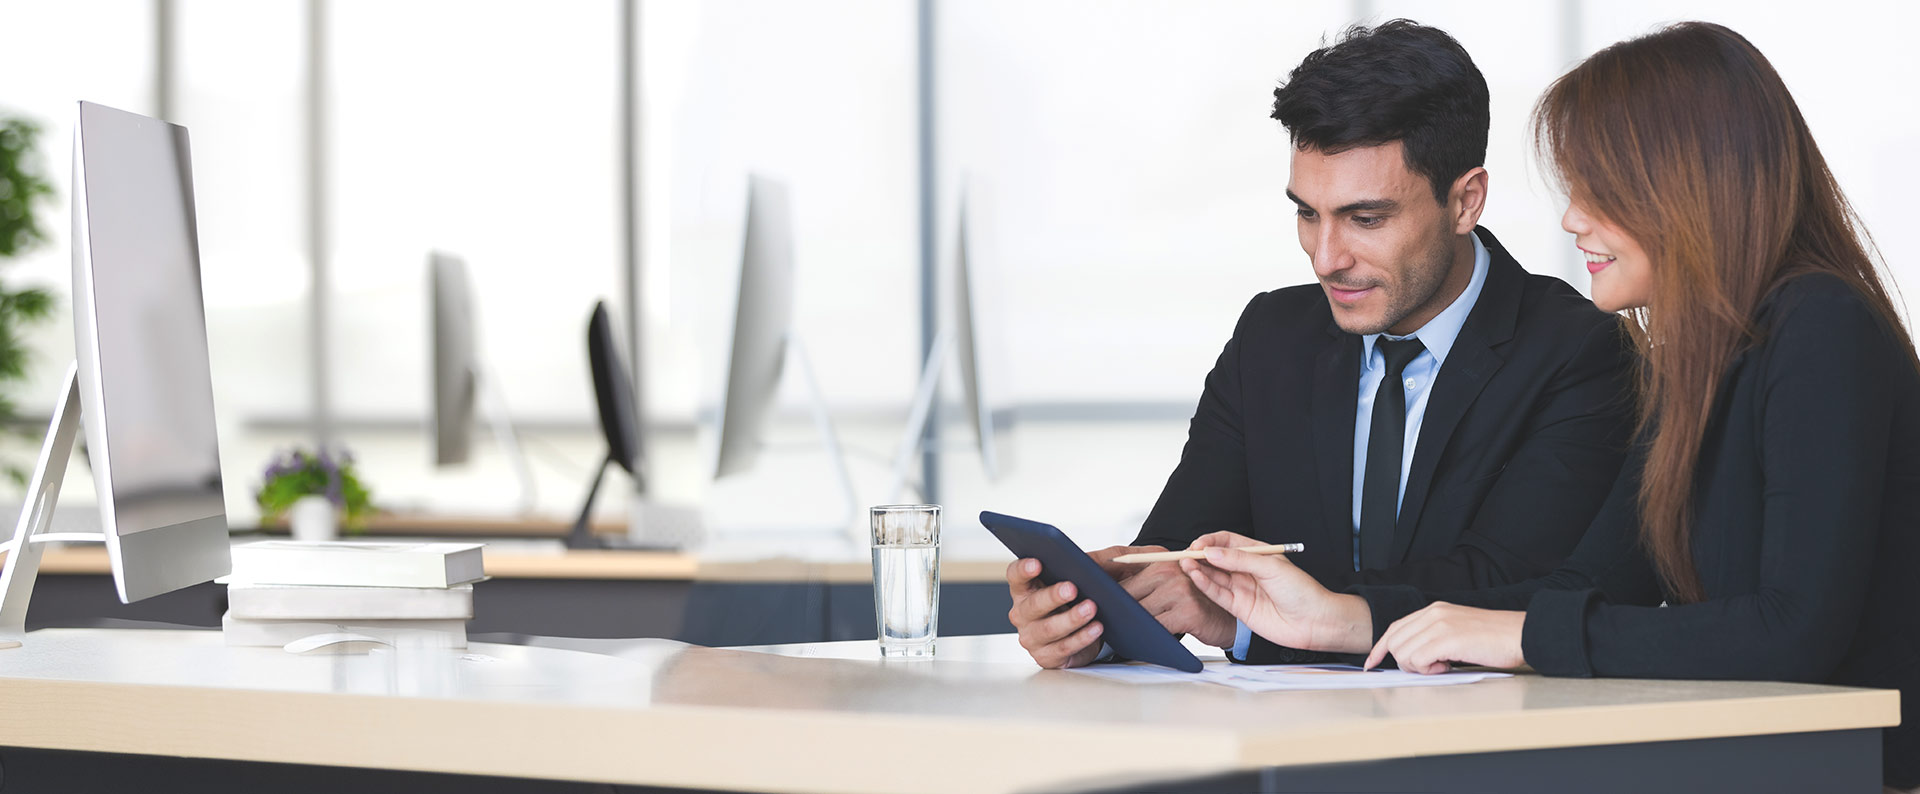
[{"x1": 1231, "y1": 232, "x2": 1491, "y2": 659}]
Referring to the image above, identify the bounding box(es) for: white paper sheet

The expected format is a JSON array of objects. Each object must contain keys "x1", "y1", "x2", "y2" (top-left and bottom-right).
[{"x1": 1065, "y1": 661, "x2": 1511, "y2": 691}]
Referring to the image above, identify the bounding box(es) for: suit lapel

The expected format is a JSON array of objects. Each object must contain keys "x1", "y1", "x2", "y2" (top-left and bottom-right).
[
  {"x1": 1390, "y1": 227, "x2": 1522, "y2": 562},
  {"x1": 1311, "y1": 327, "x2": 1361, "y2": 551}
]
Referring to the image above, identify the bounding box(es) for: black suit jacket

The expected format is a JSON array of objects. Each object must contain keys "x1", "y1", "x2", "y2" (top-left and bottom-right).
[
  {"x1": 1356, "y1": 273, "x2": 1920, "y2": 787},
  {"x1": 1135, "y1": 228, "x2": 1635, "y2": 662}
]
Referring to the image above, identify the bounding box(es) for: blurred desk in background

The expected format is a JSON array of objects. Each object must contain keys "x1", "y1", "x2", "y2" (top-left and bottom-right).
[
  {"x1": 249, "y1": 512, "x2": 631, "y2": 539},
  {"x1": 9, "y1": 542, "x2": 1019, "y2": 645}
]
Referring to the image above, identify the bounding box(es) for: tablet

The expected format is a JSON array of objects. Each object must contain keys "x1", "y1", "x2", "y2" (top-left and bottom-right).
[{"x1": 980, "y1": 511, "x2": 1203, "y2": 673}]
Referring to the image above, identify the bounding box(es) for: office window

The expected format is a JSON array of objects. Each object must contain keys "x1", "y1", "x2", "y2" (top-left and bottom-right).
[
  {"x1": 642, "y1": 0, "x2": 920, "y2": 527},
  {"x1": 930, "y1": 1, "x2": 1354, "y2": 544},
  {"x1": 654, "y1": 0, "x2": 919, "y2": 418},
  {"x1": 323, "y1": 1, "x2": 624, "y2": 515},
  {"x1": 0, "y1": 0, "x2": 155, "y2": 510},
  {"x1": 173, "y1": 0, "x2": 313, "y2": 522},
  {"x1": 937, "y1": 1, "x2": 1351, "y2": 408}
]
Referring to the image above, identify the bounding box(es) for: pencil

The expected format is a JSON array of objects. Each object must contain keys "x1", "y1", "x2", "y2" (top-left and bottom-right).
[{"x1": 1111, "y1": 543, "x2": 1305, "y2": 564}]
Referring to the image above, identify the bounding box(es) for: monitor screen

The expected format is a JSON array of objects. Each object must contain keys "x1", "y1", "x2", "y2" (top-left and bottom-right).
[{"x1": 72, "y1": 101, "x2": 230, "y2": 602}]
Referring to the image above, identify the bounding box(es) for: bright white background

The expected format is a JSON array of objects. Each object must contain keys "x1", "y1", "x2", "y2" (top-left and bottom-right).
[{"x1": 1, "y1": 0, "x2": 1915, "y2": 548}]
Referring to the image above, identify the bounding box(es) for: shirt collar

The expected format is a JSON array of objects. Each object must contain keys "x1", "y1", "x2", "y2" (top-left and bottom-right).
[{"x1": 1361, "y1": 230, "x2": 1491, "y2": 368}]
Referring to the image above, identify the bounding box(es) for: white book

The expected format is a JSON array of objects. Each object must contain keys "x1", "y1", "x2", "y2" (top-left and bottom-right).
[
  {"x1": 227, "y1": 583, "x2": 474, "y2": 621},
  {"x1": 221, "y1": 612, "x2": 468, "y2": 649},
  {"x1": 227, "y1": 541, "x2": 485, "y2": 588}
]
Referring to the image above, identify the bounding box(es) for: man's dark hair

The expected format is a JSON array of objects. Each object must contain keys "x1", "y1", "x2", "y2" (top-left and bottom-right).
[{"x1": 1271, "y1": 19, "x2": 1490, "y2": 204}]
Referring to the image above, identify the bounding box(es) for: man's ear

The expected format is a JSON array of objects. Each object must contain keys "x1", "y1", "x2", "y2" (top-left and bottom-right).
[{"x1": 1448, "y1": 167, "x2": 1489, "y2": 235}]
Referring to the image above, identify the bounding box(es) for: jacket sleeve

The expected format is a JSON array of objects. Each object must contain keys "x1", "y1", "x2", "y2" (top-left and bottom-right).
[
  {"x1": 1519, "y1": 287, "x2": 1894, "y2": 681},
  {"x1": 1352, "y1": 442, "x2": 1664, "y2": 645},
  {"x1": 1334, "y1": 315, "x2": 1636, "y2": 592},
  {"x1": 1132, "y1": 295, "x2": 1259, "y2": 552}
]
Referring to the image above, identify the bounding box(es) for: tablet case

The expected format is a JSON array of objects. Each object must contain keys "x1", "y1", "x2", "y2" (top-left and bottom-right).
[{"x1": 980, "y1": 511, "x2": 1204, "y2": 673}]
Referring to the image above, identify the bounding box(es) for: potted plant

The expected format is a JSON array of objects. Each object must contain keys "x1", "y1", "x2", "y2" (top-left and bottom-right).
[
  {"x1": 256, "y1": 447, "x2": 374, "y2": 541},
  {"x1": 0, "y1": 112, "x2": 58, "y2": 483}
]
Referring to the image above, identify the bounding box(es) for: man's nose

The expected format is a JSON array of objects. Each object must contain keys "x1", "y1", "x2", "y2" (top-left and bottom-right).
[{"x1": 1311, "y1": 225, "x2": 1353, "y2": 279}]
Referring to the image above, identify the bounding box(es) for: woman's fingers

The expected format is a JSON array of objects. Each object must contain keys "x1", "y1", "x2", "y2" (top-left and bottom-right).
[
  {"x1": 1366, "y1": 606, "x2": 1461, "y2": 674},
  {"x1": 1188, "y1": 530, "x2": 1261, "y2": 550},
  {"x1": 1363, "y1": 638, "x2": 1391, "y2": 671},
  {"x1": 1366, "y1": 609, "x2": 1431, "y2": 670},
  {"x1": 1199, "y1": 545, "x2": 1287, "y2": 577},
  {"x1": 1181, "y1": 560, "x2": 1233, "y2": 606},
  {"x1": 1180, "y1": 558, "x2": 1231, "y2": 590}
]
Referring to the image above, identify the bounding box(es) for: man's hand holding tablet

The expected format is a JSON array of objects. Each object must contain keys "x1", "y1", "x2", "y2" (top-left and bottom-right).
[{"x1": 989, "y1": 512, "x2": 1235, "y2": 671}]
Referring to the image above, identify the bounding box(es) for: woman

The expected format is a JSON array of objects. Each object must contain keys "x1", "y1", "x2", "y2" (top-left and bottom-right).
[{"x1": 1180, "y1": 21, "x2": 1920, "y2": 789}]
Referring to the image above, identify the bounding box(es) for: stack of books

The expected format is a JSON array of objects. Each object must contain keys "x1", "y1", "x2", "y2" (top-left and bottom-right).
[{"x1": 221, "y1": 540, "x2": 486, "y2": 649}]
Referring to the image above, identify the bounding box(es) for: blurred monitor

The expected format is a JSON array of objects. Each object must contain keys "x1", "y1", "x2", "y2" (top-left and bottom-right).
[
  {"x1": 430, "y1": 251, "x2": 476, "y2": 465},
  {"x1": 713, "y1": 175, "x2": 794, "y2": 480},
  {"x1": 891, "y1": 188, "x2": 1006, "y2": 501},
  {"x1": 566, "y1": 301, "x2": 644, "y2": 549},
  {"x1": 70, "y1": 101, "x2": 230, "y2": 602},
  {"x1": 427, "y1": 251, "x2": 535, "y2": 513},
  {"x1": 586, "y1": 302, "x2": 642, "y2": 480},
  {"x1": 704, "y1": 175, "x2": 857, "y2": 540},
  {"x1": 951, "y1": 196, "x2": 999, "y2": 479}
]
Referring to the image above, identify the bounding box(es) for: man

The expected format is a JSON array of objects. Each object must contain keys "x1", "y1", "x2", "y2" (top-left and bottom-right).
[{"x1": 1008, "y1": 20, "x2": 1635, "y2": 667}]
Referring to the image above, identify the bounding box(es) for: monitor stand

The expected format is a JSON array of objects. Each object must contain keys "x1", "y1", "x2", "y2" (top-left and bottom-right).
[
  {"x1": 563, "y1": 453, "x2": 684, "y2": 551},
  {"x1": 567, "y1": 331, "x2": 859, "y2": 551},
  {"x1": 472, "y1": 361, "x2": 539, "y2": 516},
  {"x1": 0, "y1": 362, "x2": 108, "y2": 648},
  {"x1": 888, "y1": 325, "x2": 953, "y2": 504}
]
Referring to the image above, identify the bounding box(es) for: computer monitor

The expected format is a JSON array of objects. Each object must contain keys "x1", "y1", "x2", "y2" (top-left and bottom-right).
[
  {"x1": 891, "y1": 188, "x2": 1005, "y2": 500},
  {"x1": 950, "y1": 196, "x2": 1000, "y2": 479},
  {"x1": 713, "y1": 175, "x2": 795, "y2": 480},
  {"x1": 566, "y1": 299, "x2": 702, "y2": 549},
  {"x1": 430, "y1": 251, "x2": 477, "y2": 465},
  {"x1": 1, "y1": 101, "x2": 229, "y2": 642},
  {"x1": 706, "y1": 174, "x2": 856, "y2": 539},
  {"x1": 565, "y1": 300, "x2": 641, "y2": 549},
  {"x1": 427, "y1": 251, "x2": 535, "y2": 514}
]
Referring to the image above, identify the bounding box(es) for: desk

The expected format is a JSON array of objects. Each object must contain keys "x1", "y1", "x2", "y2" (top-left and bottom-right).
[
  {"x1": 6, "y1": 546, "x2": 1021, "y2": 644},
  {"x1": 17, "y1": 545, "x2": 1015, "y2": 583},
  {"x1": 0, "y1": 629, "x2": 1897, "y2": 793}
]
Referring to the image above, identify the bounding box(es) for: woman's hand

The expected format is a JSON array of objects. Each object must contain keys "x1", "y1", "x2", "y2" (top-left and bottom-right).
[
  {"x1": 1364, "y1": 602, "x2": 1527, "y2": 674},
  {"x1": 1178, "y1": 531, "x2": 1374, "y2": 655}
]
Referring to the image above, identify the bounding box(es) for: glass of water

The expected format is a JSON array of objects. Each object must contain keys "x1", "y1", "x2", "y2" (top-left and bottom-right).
[{"x1": 870, "y1": 505, "x2": 940, "y2": 657}]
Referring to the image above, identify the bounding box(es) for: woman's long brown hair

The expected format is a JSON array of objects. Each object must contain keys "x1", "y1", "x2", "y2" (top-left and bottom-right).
[{"x1": 1533, "y1": 22, "x2": 1916, "y2": 603}]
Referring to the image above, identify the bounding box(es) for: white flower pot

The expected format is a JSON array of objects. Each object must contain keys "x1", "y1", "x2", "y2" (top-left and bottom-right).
[{"x1": 289, "y1": 495, "x2": 338, "y2": 543}]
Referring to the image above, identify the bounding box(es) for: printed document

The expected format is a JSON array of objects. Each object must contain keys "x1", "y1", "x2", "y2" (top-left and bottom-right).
[{"x1": 1064, "y1": 661, "x2": 1511, "y2": 691}]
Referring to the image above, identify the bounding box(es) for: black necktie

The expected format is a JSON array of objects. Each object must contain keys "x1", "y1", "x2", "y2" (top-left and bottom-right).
[{"x1": 1360, "y1": 337, "x2": 1426, "y2": 572}]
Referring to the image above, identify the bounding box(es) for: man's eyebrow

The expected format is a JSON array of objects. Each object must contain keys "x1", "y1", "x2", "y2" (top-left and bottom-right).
[
  {"x1": 1284, "y1": 191, "x2": 1399, "y2": 215},
  {"x1": 1335, "y1": 198, "x2": 1399, "y2": 214}
]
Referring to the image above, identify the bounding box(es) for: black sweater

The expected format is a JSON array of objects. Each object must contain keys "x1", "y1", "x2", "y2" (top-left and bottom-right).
[{"x1": 1354, "y1": 273, "x2": 1920, "y2": 787}]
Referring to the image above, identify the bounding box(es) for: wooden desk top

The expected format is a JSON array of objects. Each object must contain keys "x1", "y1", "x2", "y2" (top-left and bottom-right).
[
  {"x1": 12, "y1": 545, "x2": 1016, "y2": 584},
  {"x1": 0, "y1": 629, "x2": 1897, "y2": 793}
]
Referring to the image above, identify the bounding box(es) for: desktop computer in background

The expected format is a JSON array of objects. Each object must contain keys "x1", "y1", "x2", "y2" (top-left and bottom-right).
[
  {"x1": 706, "y1": 175, "x2": 859, "y2": 543},
  {"x1": 567, "y1": 299, "x2": 690, "y2": 550},
  {"x1": 429, "y1": 251, "x2": 537, "y2": 515},
  {"x1": 891, "y1": 186, "x2": 1007, "y2": 502},
  {"x1": 0, "y1": 102, "x2": 231, "y2": 647}
]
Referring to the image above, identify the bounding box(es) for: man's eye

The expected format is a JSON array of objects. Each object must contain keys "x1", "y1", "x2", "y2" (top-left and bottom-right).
[
  {"x1": 1296, "y1": 208, "x2": 1317, "y2": 221},
  {"x1": 1353, "y1": 215, "x2": 1384, "y2": 228}
]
